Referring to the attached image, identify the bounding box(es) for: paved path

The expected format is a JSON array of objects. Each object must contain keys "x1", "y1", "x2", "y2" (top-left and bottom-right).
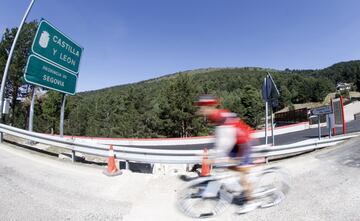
[
  {"x1": 237, "y1": 136, "x2": 360, "y2": 221},
  {"x1": 259, "y1": 119, "x2": 360, "y2": 146},
  {"x1": 1, "y1": 137, "x2": 360, "y2": 220},
  {"x1": 0, "y1": 143, "x2": 134, "y2": 220}
]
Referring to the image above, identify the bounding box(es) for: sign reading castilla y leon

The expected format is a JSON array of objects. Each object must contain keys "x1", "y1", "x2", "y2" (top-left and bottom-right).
[
  {"x1": 32, "y1": 19, "x2": 83, "y2": 74},
  {"x1": 24, "y1": 19, "x2": 83, "y2": 95}
]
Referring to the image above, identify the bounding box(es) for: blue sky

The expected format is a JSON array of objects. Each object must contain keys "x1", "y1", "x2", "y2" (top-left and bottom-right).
[{"x1": 1, "y1": 0, "x2": 360, "y2": 92}]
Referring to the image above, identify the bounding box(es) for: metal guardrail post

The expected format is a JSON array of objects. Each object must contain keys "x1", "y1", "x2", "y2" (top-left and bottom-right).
[
  {"x1": 318, "y1": 116, "x2": 321, "y2": 140},
  {"x1": 71, "y1": 150, "x2": 76, "y2": 163}
]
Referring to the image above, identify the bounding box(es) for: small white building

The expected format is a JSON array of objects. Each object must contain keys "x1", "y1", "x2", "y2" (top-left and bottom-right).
[{"x1": 336, "y1": 83, "x2": 351, "y2": 92}]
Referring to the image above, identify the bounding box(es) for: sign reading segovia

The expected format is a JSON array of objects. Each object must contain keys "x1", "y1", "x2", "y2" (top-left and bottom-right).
[
  {"x1": 24, "y1": 19, "x2": 83, "y2": 95},
  {"x1": 25, "y1": 55, "x2": 78, "y2": 94}
]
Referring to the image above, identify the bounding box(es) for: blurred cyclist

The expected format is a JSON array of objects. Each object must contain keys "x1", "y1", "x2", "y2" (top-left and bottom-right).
[{"x1": 195, "y1": 95, "x2": 258, "y2": 211}]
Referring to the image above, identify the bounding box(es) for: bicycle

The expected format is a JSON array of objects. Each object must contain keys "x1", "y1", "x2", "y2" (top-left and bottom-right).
[{"x1": 176, "y1": 165, "x2": 290, "y2": 218}]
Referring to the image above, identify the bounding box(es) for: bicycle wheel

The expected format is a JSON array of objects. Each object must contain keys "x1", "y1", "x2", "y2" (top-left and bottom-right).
[
  {"x1": 252, "y1": 167, "x2": 290, "y2": 208},
  {"x1": 177, "y1": 179, "x2": 233, "y2": 218},
  {"x1": 259, "y1": 189, "x2": 285, "y2": 208}
]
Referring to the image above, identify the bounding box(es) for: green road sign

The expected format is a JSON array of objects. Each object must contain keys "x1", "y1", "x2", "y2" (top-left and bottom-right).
[
  {"x1": 32, "y1": 19, "x2": 83, "y2": 74},
  {"x1": 24, "y1": 55, "x2": 77, "y2": 95}
]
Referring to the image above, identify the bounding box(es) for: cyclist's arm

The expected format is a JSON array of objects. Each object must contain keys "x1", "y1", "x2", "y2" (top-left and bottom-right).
[
  {"x1": 203, "y1": 125, "x2": 236, "y2": 165},
  {"x1": 213, "y1": 125, "x2": 236, "y2": 156}
]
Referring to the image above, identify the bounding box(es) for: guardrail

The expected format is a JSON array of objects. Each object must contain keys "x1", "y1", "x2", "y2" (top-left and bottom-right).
[{"x1": 0, "y1": 123, "x2": 358, "y2": 164}]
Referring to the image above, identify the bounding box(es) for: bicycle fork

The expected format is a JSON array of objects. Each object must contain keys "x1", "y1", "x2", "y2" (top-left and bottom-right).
[
  {"x1": 201, "y1": 176, "x2": 241, "y2": 198},
  {"x1": 201, "y1": 180, "x2": 222, "y2": 198}
]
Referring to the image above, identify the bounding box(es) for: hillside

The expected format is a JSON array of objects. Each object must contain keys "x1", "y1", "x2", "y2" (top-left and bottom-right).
[
  {"x1": 80, "y1": 60, "x2": 360, "y2": 98},
  {"x1": 27, "y1": 60, "x2": 360, "y2": 138},
  {"x1": 2, "y1": 21, "x2": 360, "y2": 138}
]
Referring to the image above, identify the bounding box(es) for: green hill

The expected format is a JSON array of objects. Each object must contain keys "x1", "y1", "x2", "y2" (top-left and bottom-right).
[
  {"x1": 29, "y1": 60, "x2": 360, "y2": 138},
  {"x1": 3, "y1": 22, "x2": 360, "y2": 138}
]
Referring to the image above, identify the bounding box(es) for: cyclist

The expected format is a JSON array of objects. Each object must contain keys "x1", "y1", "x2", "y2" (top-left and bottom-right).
[{"x1": 195, "y1": 95, "x2": 259, "y2": 212}]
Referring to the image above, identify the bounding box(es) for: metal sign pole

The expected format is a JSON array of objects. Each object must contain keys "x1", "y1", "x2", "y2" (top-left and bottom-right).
[
  {"x1": 59, "y1": 94, "x2": 66, "y2": 137},
  {"x1": 328, "y1": 114, "x2": 332, "y2": 139},
  {"x1": 271, "y1": 108, "x2": 275, "y2": 146},
  {"x1": 0, "y1": 0, "x2": 35, "y2": 142},
  {"x1": 262, "y1": 73, "x2": 280, "y2": 146},
  {"x1": 318, "y1": 115, "x2": 321, "y2": 140},
  {"x1": 28, "y1": 86, "x2": 37, "y2": 132},
  {"x1": 59, "y1": 94, "x2": 75, "y2": 162},
  {"x1": 265, "y1": 101, "x2": 268, "y2": 145}
]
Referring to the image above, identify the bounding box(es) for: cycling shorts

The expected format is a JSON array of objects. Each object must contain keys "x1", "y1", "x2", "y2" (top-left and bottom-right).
[{"x1": 228, "y1": 143, "x2": 252, "y2": 166}]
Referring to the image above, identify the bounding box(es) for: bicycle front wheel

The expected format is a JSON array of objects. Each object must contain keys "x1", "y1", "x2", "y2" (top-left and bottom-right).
[{"x1": 176, "y1": 180, "x2": 232, "y2": 218}]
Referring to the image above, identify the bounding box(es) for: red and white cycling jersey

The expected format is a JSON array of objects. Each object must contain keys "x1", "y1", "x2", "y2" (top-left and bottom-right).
[{"x1": 208, "y1": 109, "x2": 253, "y2": 155}]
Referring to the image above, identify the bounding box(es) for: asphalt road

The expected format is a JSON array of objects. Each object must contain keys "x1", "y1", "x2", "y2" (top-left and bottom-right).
[
  {"x1": 0, "y1": 143, "x2": 134, "y2": 220},
  {"x1": 1, "y1": 136, "x2": 360, "y2": 220},
  {"x1": 259, "y1": 119, "x2": 360, "y2": 146},
  {"x1": 237, "y1": 135, "x2": 360, "y2": 221}
]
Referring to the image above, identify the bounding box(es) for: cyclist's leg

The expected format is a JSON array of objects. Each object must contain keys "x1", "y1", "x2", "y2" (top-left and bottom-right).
[
  {"x1": 234, "y1": 144, "x2": 263, "y2": 214},
  {"x1": 234, "y1": 143, "x2": 253, "y2": 200},
  {"x1": 239, "y1": 165, "x2": 253, "y2": 201},
  {"x1": 228, "y1": 143, "x2": 253, "y2": 200}
]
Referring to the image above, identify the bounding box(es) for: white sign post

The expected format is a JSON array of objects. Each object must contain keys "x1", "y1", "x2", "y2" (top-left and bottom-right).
[
  {"x1": 311, "y1": 105, "x2": 333, "y2": 140},
  {"x1": 261, "y1": 73, "x2": 280, "y2": 146}
]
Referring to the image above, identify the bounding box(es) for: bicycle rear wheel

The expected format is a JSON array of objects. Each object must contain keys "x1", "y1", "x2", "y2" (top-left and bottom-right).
[{"x1": 177, "y1": 180, "x2": 232, "y2": 218}]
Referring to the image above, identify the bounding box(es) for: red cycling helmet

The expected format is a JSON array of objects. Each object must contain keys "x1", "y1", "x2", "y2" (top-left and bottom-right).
[{"x1": 195, "y1": 95, "x2": 219, "y2": 106}]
